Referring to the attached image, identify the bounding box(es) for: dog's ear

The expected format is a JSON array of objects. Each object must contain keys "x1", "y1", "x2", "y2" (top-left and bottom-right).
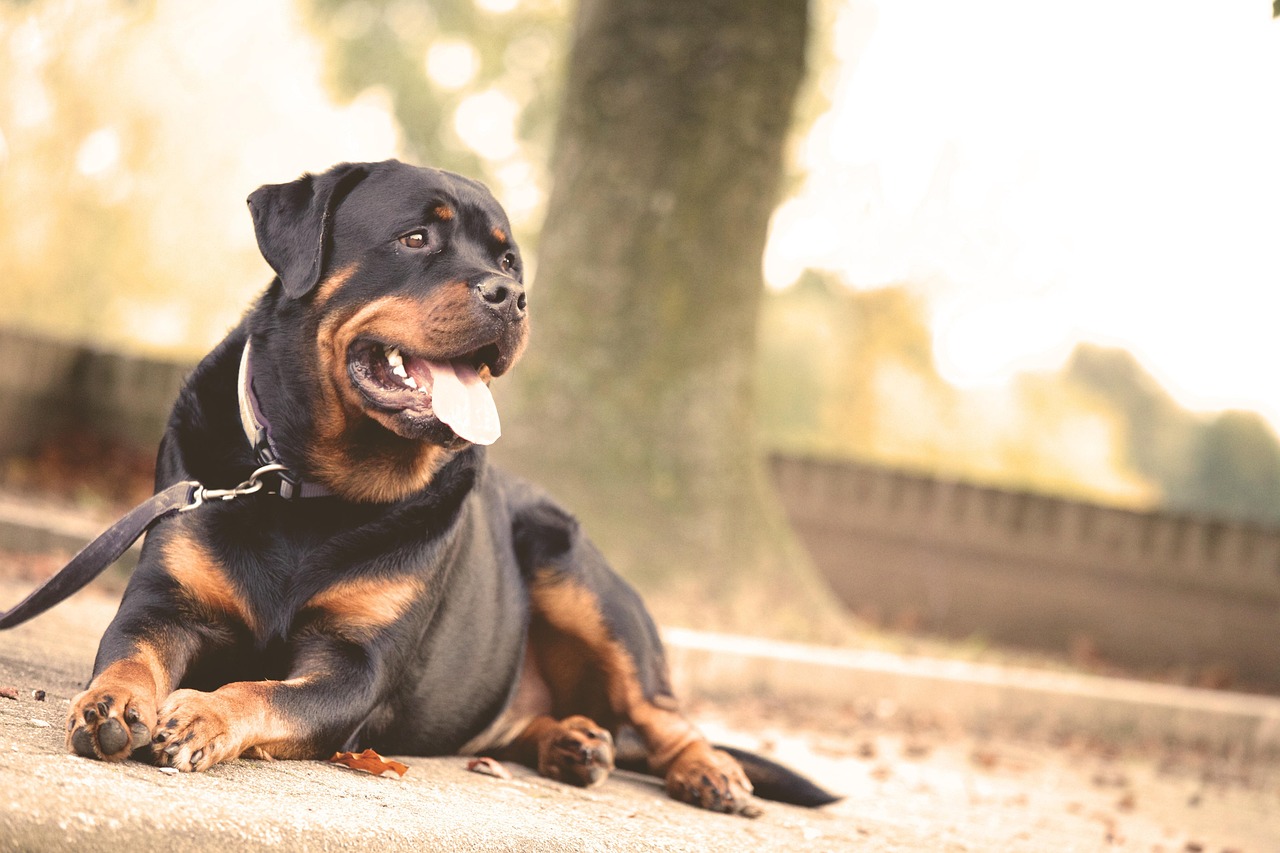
[{"x1": 247, "y1": 162, "x2": 370, "y2": 299}]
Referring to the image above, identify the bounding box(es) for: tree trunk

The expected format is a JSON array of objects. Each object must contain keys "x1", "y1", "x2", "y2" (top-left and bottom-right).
[{"x1": 496, "y1": 0, "x2": 845, "y2": 637}]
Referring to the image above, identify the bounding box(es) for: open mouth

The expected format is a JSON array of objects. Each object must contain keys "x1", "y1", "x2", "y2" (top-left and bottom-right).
[{"x1": 347, "y1": 339, "x2": 504, "y2": 444}]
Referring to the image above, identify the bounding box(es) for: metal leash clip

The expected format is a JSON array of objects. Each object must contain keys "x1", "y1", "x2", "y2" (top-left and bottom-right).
[{"x1": 181, "y1": 463, "x2": 290, "y2": 512}]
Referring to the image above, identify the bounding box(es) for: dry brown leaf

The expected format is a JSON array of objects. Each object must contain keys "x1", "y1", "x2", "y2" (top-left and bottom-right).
[
  {"x1": 467, "y1": 757, "x2": 513, "y2": 780},
  {"x1": 329, "y1": 749, "x2": 408, "y2": 779}
]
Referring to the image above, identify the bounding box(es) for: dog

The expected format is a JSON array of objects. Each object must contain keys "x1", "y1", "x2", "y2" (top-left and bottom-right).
[{"x1": 63, "y1": 159, "x2": 835, "y2": 816}]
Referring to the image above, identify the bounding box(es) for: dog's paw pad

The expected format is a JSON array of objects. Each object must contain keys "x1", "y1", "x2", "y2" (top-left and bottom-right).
[
  {"x1": 66, "y1": 686, "x2": 156, "y2": 762},
  {"x1": 95, "y1": 718, "x2": 131, "y2": 755}
]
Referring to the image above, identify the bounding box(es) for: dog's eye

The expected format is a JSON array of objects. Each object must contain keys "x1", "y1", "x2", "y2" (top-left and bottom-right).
[
  {"x1": 399, "y1": 231, "x2": 429, "y2": 250},
  {"x1": 500, "y1": 253, "x2": 517, "y2": 273}
]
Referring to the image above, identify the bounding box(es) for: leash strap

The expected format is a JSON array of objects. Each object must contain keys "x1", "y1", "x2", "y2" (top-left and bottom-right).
[
  {"x1": 0, "y1": 480, "x2": 199, "y2": 629},
  {"x1": 0, "y1": 458, "x2": 306, "y2": 630},
  {"x1": 1, "y1": 343, "x2": 339, "y2": 629}
]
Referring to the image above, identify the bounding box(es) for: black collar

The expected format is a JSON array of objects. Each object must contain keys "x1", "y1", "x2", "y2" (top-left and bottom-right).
[{"x1": 236, "y1": 341, "x2": 335, "y2": 500}]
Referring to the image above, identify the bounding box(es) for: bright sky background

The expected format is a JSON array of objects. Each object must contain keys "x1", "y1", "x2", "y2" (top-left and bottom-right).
[{"x1": 765, "y1": 0, "x2": 1280, "y2": 426}]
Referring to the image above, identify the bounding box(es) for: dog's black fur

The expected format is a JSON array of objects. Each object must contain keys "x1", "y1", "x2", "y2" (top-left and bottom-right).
[{"x1": 64, "y1": 160, "x2": 836, "y2": 815}]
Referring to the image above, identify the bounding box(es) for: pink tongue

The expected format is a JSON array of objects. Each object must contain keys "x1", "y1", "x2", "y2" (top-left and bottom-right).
[{"x1": 428, "y1": 360, "x2": 501, "y2": 445}]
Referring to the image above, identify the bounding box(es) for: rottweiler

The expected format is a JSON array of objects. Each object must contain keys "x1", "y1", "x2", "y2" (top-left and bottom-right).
[{"x1": 63, "y1": 159, "x2": 835, "y2": 816}]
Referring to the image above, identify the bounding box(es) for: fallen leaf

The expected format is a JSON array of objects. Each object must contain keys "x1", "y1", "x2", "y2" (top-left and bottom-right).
[
  {"x1": 0, "y1": 686, "x2": 17, "y2": 701},
  {"x1": 467, "y1": 757, "x2": 513, "y2": 780},
  {"x1": 903, "y1": 740, "x2": 932, "y2": 759},
  {"x1": 329, "y1": 749, "x2": 408, "y2": 779},
  {"x1": 970, "y1": 748, "x2": 999, "y2": 769}
]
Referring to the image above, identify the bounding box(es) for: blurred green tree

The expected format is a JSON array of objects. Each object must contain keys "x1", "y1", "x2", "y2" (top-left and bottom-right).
[
  {"x1": 302, "y1": 0, "x2": 566, "y2": 226},
  {"x1": 1184, "y1": 411, "x2": 1280, "y2": 524},
  {"x1": 1066, "y1": 344, "x2": 1280, "y2": 525}
]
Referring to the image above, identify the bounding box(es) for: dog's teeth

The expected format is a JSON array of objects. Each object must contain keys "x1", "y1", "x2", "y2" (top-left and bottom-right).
[
  {"x1": 392, "y1": 364, "x2": 409, "y2": 379},
  {"x1": 404, "y1": 376, "x2": 418, "y2": 389},
  {"x1": 386, "y1": 347, "x2": 403, "y2": 368}
]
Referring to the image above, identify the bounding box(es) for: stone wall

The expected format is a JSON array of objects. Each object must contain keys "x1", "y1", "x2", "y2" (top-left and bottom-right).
[
  {"x1": 0, "y1": 328, "x2": 190, "y2": 458},
  {"x1": 771, "y1": 455, "x2": 1280, "y2": 687}
]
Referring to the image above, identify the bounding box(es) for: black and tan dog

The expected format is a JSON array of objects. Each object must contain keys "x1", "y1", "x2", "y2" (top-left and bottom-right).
[{"x1": 64, "y1": 159, "x2": 835, "y2": 815}]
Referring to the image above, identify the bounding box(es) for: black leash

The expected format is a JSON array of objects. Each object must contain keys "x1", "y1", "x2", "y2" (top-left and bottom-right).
[
  {"x1": 0, "y1": 463, "x2": 297, "y2": 630},
  {"x1": 0, "y1": 341, "x2": 335, "y2": 630},
  {"x1": 0, "y1": 481, "x2": 197, "y2": 629}
]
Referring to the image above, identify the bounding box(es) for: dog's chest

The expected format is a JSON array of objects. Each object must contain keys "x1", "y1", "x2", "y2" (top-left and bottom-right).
[{"x1": 182, "y1": 496, "x2": 476, "y2": 646}]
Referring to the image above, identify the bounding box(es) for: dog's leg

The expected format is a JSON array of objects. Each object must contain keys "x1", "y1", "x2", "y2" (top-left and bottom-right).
[
  {"x1": 150, "y1": 574, "x2": 425, "y2": 772},
  {"x1": 67, "y1": 530, "x2": 213, "y2": 762},
  {"x1": 148, "y1": 545, "x2": 430, "y2": 771},
  {"x1": 150, "y1": 662, "x2": 371, "y2": 772},
  {"x1": 70, "y1": 524, "x2": 401, "y2": 771},
  {"x1": 67, "y1": 630, "x2": 193, "y2": 763},
  {"x1": 513, "y1": 503, "x2": 759, "y2": 816}
]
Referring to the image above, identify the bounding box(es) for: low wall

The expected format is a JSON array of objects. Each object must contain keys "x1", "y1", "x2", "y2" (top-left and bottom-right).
[
  {"x1": 2, "y1": 328, "x2": 1276, "y2": 685},
  {"x1": 0, "y1": 328, "x2": 190, "y2": 457},
  {"x1": 771, "y1": 455, "x2": 1280, "y2": 687}
]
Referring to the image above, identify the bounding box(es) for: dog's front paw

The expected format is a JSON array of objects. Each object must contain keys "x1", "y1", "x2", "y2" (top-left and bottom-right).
[
  {"x1": 67, "y1": 693, "x2": 153, "y2": 762},
  {"x1": 67, "y1": 684, "x2": 156, "y2": 762},
  {"x1": 536, "y1": 715, "x2": 615, "y2": 788},
  {"x1": 665, "y1": 743, "x2": 761, "y2": 817},
  {"x1": 152, "y1": 689, "x2": 242, "y2": 772}
]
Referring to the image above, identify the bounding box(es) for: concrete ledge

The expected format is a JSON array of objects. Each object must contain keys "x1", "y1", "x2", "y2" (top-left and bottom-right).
[{"x1": 664, "y1": 627, "x2": 1280, "y2": 753}]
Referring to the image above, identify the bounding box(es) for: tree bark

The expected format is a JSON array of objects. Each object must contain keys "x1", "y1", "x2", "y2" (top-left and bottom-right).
[{"x1": 496, "y1": 0, "x2": 844, "y2": 636}]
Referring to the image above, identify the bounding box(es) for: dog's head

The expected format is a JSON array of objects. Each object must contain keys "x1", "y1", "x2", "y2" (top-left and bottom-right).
[{"x1": 249, "y1": 160, "x2": 528, "y2": 452}]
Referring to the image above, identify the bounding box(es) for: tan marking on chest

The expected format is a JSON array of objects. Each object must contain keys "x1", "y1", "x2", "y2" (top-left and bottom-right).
[
  {"x1": 164, "y1": 535, "x2": 258, "y2": 633},
  {"x1": 303, "y1": 575, "x2": 424, "y2": 641}
]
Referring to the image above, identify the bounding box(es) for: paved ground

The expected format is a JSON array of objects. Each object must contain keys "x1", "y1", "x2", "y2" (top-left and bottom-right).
[{"x1": 2, "y1": 569, "x2": 1279, "y2": 851}]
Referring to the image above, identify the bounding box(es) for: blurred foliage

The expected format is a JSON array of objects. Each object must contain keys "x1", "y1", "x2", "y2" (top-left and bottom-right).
[
  {"x1": 756, "y1": 271, "x2": 1153, "y2": 507},
  {"x1": 0, "y1": 1, "x2": 167, "y2": 342},
  {"x1": 759, "y1": 275, "x2": 1280, "y2": 526},
  {"x1": 300, "y1": 0, "x2": 567, "y2": 228},
  {"x1": 1065, "y1": 345, "x2": 1280, "y2": 525},
  {"x1": 297, "y1": 0, "x2": 842, "y2": 240},
  {"x1": 0, "y1": 0, "x2": 405, "y2": 354}
]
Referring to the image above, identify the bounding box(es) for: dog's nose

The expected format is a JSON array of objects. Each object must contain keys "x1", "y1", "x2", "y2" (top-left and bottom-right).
[{"x1": 476, "y1": 277, "x2": 527, "y2": 318}]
